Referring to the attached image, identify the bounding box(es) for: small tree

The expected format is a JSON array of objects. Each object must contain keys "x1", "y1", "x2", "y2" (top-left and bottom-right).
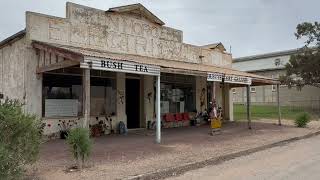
[
  {"x1": 0, "y1": 99, "x2": 43, "y2": 179},
  {"x1": 294, "y1": 112, "x2": 311, "y2": 128},
  {"x1": 280, "y1": 22, "x2": 320, "y2": 89},
  {"x1": 66, "y1": 127, "x2": 92, "y2": 169}
]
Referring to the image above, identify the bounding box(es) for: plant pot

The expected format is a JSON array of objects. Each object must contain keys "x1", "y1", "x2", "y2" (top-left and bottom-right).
[{"x1": 60, "y1": 131, "x2": 68, "y2": 139}]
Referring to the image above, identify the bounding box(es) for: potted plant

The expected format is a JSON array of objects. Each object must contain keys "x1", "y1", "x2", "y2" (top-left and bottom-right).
[{"x1": 58, "y1": 119, "x2": 79, "y2": 139}]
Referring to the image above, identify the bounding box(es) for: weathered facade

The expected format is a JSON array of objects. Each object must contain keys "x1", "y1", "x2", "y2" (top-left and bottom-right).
[
  {"x1": 0, "y1": 3, "x2": 276, "y2": 140},
  {"x1": 232, "y1": 49, "x2": 320, "y2": 109}
]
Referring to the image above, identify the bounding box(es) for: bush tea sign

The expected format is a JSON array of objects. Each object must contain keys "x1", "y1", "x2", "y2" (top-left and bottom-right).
[{"x1": 81, "y1": 57, "x2": 160, "y2": 76}]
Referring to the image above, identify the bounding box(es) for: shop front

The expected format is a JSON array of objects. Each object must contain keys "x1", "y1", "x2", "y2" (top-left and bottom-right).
[{"x1": 0, "y1": 2, "x2": 280, "y2": 143}]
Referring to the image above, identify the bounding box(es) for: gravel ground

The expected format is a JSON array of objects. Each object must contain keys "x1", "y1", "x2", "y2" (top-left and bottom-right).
[
  {"x1": 27, "y1": 119, "x2": 320, "y2": 180},
  {"x1": 167, "y1": 130, "x2": 320, "y2": 180}
]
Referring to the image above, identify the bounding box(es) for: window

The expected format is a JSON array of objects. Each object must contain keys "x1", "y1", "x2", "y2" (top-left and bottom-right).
[
  {"x1": 274, "y1": 58, "x2": 281, "y2": 66},
  {"x1": 271, "y1": 75, "x2": 277, "y2": 91},
  {"x1": 90, "y1": 77, "x2": 116, "y2": 116},
  {"x1": 232, "y1": 88, "x2": 236, "y2": 94},
  {"x1": 43, "y1": 73, "x2": 83, "y2": 117},
  {"x1": 250, "y1": 87, "x2": 256, "y2": 93},
  {"x1": 42, "y1": 70, "x2": 117, "y2": 117},
  {"x1": 160, "y1": 74, "x2": 196, "y2": 114}
]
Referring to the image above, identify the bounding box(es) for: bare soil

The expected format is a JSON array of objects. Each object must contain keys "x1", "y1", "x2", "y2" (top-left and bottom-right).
[{"x1": 27, "y1": 119, "x2": 320, "y2": 180}]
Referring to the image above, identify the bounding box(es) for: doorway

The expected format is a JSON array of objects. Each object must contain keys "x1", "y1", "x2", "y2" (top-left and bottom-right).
[{"x1": 126, "y1": 78, "x2": 140, "y2": 129}]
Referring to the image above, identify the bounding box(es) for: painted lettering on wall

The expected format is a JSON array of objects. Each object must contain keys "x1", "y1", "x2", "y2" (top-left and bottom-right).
[{"x1": 27, "y1": 4, "x2": 204, "y2": 64}]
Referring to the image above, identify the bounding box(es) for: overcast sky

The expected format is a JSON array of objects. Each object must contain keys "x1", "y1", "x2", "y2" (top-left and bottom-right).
[{"x1": 0, "y1": 0, "x2": 319, "y2": 57}]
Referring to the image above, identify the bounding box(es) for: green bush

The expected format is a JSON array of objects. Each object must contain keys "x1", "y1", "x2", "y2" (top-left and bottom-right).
[
  {"x1": 0, "y1": 99, "x2": 42, "y2": 180},
  {"x1": 66, "y1": 127, "x2": 92, "y2": 168},
  {"x1": 294, "y1": 112, "x2": 311, "y2": 128}
]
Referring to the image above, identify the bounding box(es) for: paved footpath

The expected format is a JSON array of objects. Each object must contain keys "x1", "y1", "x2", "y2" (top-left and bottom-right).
[{"x1": 168, "y1": 134, "x2": 320, "y2": 180}]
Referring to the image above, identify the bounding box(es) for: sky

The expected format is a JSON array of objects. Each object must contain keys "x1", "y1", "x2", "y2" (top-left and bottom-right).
[{"x1": 0, "y1": 0, "x2": 319, "y2": 58}]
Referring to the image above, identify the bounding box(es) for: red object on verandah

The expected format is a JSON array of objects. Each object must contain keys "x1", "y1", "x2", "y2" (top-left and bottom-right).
[
  {"x1": 163, "y1": 113, "x2": 175, "y2": 122},
  {"x1": 182, "y1": 112, "x2": 190, "y2": 121},
  {"x1": 174, "y1": 113, "x2": 183, "y2": 121}
]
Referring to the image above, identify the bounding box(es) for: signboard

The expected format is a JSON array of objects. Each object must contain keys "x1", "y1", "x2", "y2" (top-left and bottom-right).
[
  {"x1": 207, "y1": 73, "x2": 252, "y2": 85},
  {"x1": 207, "y1": 72, "x2": 224, "y2": 82},
  {"x1": 80, "y1": 57, "x2": 160, "y2": 76},
  {"x1": 224, "y1": 75, "x2": 252, "y2": 85}
]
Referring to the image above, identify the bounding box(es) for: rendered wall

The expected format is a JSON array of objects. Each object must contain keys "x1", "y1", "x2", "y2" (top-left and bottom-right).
[
  {"x1": 26, "y1": 2, "x2": 231, "y2": 67},
  {"x1": 0, "y1": 37, "x2": 42, "y2": 116},
  {"x1": 0, "y1": 38, "x2": 27, "y2": 102},
  {"x1": 0, "y1": 48, "x2": 2, "y2": 98},
  {"x1": 143, "y1": 75, "x2": 155, "y2": 124},
  {"x1": 196, "y1": 76, "x2": 207, "y2": 112}
]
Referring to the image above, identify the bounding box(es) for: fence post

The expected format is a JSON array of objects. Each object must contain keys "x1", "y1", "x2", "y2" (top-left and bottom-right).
[{"x1": 277, "y1": 84, "x2": 282, "y2": 126}]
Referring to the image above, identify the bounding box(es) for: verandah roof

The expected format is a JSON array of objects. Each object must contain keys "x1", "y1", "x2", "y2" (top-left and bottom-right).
[{"x1": 32, "y1": 41, "x2": 279, "y2": 86}]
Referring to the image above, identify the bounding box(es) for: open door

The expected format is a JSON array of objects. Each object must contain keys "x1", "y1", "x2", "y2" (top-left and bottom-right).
[{"x1": 126, "y1": 78, "x2": 140, "y2": 129}]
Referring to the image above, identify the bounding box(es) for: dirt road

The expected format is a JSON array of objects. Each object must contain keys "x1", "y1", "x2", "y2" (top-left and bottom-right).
[{"x1": 168, "y1": 134, "x2": 320, "y2": 180}]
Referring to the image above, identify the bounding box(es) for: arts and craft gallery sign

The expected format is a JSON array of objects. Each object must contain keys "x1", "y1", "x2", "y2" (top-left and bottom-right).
[
  {"x1": 207, "y1": 72, "x2": 252, "y2": 85},
  {"x1": 80, "y1": 57, "x2": 160, "y2": 76}
]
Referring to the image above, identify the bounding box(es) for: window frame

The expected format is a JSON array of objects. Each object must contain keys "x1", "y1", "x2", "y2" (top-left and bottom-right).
[{"x1": 250, "y1": 87, "x2": 256, "y2": 93}]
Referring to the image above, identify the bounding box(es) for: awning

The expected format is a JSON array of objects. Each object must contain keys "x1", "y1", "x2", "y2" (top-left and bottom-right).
[{"x1": 32, "y1": 41, "x2": 279, "y2": 86}]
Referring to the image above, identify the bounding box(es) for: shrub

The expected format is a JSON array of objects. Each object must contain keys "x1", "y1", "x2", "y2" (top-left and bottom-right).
[
  {"x1": 66, "y1": 127, "x2": 92, "y2": 168},
  {"x1": 294, "y1": 112, "x2": 311, "y2": 128},
  {"x1": 0, "y1": 99, "x2": 42, "y2": 180}
]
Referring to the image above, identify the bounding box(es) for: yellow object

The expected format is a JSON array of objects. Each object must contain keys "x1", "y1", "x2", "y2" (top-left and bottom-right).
[{"x1": 211, "y1": 117, "x2": 222, "y2": 129}]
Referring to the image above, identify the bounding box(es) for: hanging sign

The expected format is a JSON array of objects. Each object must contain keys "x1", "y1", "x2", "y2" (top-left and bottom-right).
[
  {"x1": 207, "y1": 72, "x2": 223, "y2": 82},
  {"x1": 207, "y1": 72, "x2": 252, "y2": 85},
  {"x1": 224, "y1": 75, "x2": 252, "y2": 85},
  {"x1": 80, "y1": 57, "x2": 160, "y2": 76}
]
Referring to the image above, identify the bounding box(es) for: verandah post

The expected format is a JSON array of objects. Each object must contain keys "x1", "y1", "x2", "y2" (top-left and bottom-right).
[
  {"x1": 83, "y1": 69, "x2": 90, "y2": 129},
  {"x1": 246, "y1": 85, "x2": 251, "y2": 129},
  {"x1": 156, "y1": 75, "x2": 161, "y2": 143}
]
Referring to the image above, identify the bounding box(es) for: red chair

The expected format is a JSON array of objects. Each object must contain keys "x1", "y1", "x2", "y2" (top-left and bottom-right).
[
  {"x1": 163, "y1": 113, "x2": 175, "y2": 122},
  {"x1": 175, "y1": 113, "x2": 183, "y2": 121},
  {"x1": 174, "y1": 113, "x2": 183, "y2": 127},
  {"x1": 182, "y1": 112, "x2": 190, "y2": 121}
]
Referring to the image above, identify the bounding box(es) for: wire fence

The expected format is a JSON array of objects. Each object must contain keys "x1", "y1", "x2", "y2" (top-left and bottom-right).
[{"x1": 234, "y1": 100, "x2": 320, "y2": 120}]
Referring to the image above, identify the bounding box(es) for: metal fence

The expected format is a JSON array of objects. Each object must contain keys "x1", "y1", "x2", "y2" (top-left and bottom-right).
[{"x1": 234, "y1": 100, "x2": 320, "y2": 119}]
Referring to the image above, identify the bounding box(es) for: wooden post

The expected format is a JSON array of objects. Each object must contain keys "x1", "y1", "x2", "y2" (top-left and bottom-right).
[
  {"x1": 246, "y1": 85, "x2": 251, "y2": 129},
  {"x1": 277, "y1": 84, "x2": 282, "y2": 126},
  {"x1": 221, "y1": 82, "x2": 225, "y2": 120},
  {"x1": 82, "y1": 69, "x2": 90, "y2": 129},
  {"x1": 156, "y1": 75, "x2": 161, "y2": 144}
]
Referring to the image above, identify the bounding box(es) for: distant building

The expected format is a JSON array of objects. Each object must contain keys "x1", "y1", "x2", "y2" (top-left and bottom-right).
[{"x1": 232, "y1": 49, "x2": 320, "y2": 109}]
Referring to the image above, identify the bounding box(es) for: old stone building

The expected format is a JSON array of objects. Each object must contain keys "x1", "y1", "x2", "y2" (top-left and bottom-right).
[
  {"x1": 0, "y1": 3, "x2": 276, "y2": 141},
  {"x1": 232, "y1": 49, "x2": 320, "y2": 109}
]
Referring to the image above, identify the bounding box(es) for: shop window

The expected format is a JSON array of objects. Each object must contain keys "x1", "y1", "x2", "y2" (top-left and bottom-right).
[
  {"x1": 42, "y1": 71, "x2": 116, "y2": 117},
  {"x1": 160, "y1": 74, "x2": 196, "y2": 114},
  {"x1": 250, "y1": 87, "x2": 256, "y2": 93},
  {"x1": 43, "y1": 73, "x2": 83, "y2": 117},
  {"x1": 90, "y1": 77, "x2": 116, "y2": 116}
]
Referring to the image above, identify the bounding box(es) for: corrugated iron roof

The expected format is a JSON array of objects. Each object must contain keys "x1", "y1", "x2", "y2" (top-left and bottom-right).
[{"x1": 0, "y1": 29, "x2": 26, "y2": 49}]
